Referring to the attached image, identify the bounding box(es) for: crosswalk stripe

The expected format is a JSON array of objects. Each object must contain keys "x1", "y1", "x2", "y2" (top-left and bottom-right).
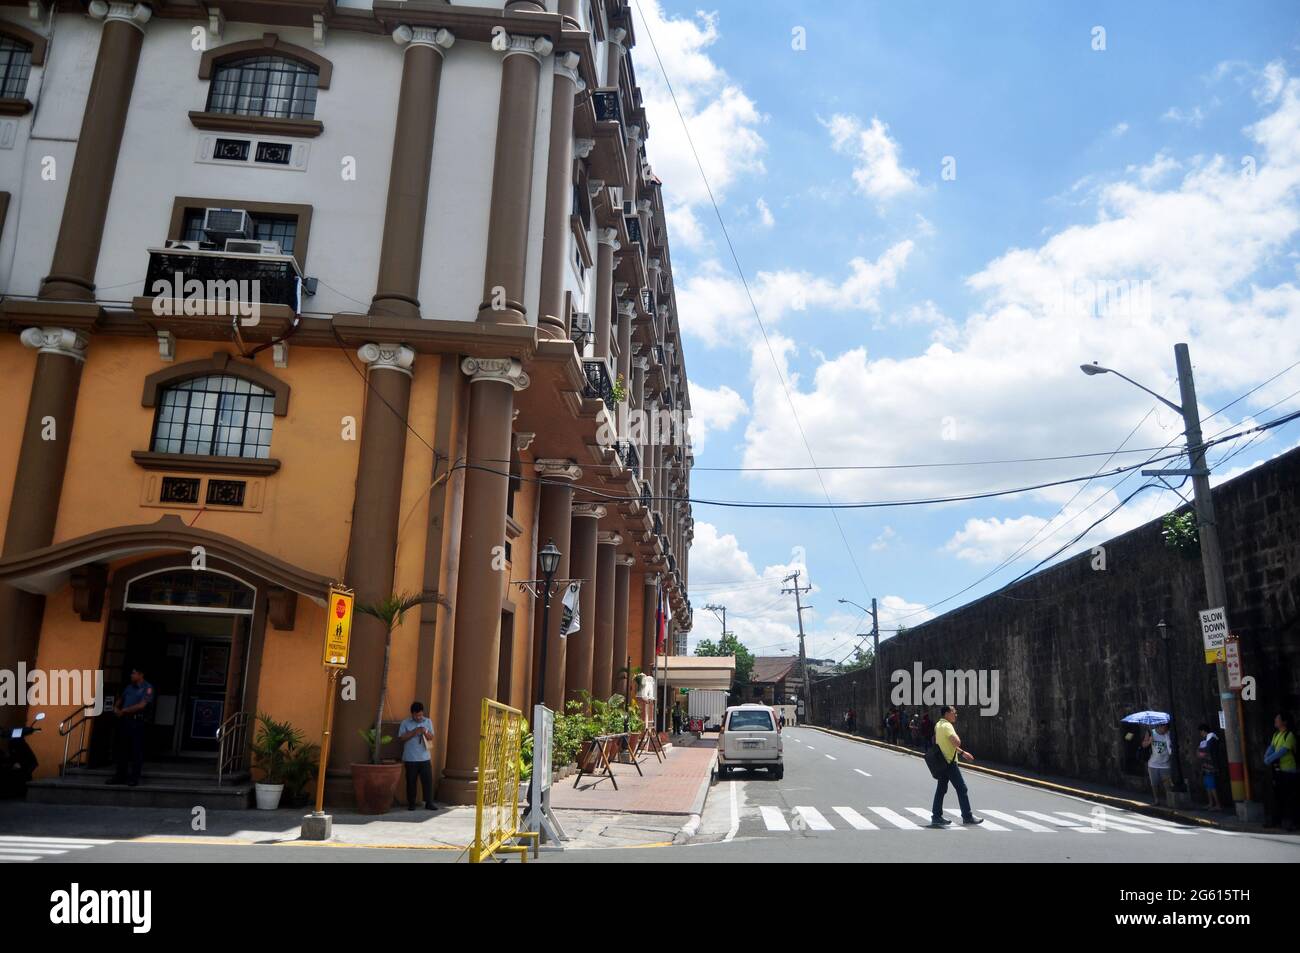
[
  {"x1": 795, "y1": 806, "x2": 835, "y2": 831},
  {"x1": 1054, "y1": 811, "x2": 1153, "y2": 833},
  {"x1": 867, "y1": 806, "x2": 922, "y2": 830},
  {"x1": 1019, "y1": 810, "x2": 1102, "y2": 833},
  {"x1": 980, "y1": 809, "x2": 1055, "y2": 832},
  {"x1": 907, "y1": 807, "x2": 961, "y2": 827},
  {"x1": 832, "y1": 806, "x2": 878, "y2": 830},
  {"x1": 1091, "y1": 813, "x2": 1197, "y2": 835},
  {"x1": 760, "y1": 806, "x2": 790, "y2": 831},
  {"x1": 805, "y1": 745, "x2": 815, "y2": 750},
  {"x1": 946, "y1": 809, "x2": 1010, "y2": 830},
  {"x1": 0, "y1": 847, "x2": 66, "y2": 856},
  {"x1": 0, "y1": 855, "x2": 42, "y2": 862},
  {"x1": 0, "y1": 836, "x2": 110, "y2": 846},
  {"x1": 854, "y1": 768, "x2": 872, "y2": 777}
]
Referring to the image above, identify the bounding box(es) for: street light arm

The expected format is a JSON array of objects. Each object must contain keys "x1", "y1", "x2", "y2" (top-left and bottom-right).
[
  {"x1": 837, "y1": 597, "x2": 869, "y2": 615},
  {"x1": 1083, "y1": 364, "x2": 1184, "y2": 416}
]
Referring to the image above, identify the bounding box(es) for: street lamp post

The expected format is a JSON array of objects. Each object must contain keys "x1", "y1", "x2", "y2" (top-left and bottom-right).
[
  {"x1": 522, "y1": 539, "x2": 565, "y2": 846},
  {"x1": 1156, "y1": 619, "x2": 1185, "y2": 792},
  {"x1": 1081, "y1": 344, "x2": 1255, "y2": 819},
  {"x1": 532, "y1": 539, "x2": 562, "y2": 709},
  {"x1": 838, "y1": 597, "x2": 880, "y2": 738}
]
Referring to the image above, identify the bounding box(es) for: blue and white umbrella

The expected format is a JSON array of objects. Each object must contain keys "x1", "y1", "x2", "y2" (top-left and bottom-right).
[{"x1": 1121, "y1": 710, "x2": 1171, "y2": 726}]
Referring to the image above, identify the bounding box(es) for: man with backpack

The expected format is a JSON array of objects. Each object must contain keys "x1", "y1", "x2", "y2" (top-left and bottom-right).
[{"x1": 929, "y1": 704, "x2": 983, "y2": 828}]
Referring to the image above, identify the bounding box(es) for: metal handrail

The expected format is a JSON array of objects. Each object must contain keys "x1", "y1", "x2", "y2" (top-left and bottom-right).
[
  {"x1": 215, "y1": 710, "x2": 251, "y2": 786},
  {"x1": 58, "y1": 705, "x2": 97, "y2": 776}
]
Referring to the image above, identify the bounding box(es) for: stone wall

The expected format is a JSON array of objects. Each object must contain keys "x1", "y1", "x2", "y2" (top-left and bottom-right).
[{"x1": 811, "y1": 445, "x2": 1300, "y2": 803}]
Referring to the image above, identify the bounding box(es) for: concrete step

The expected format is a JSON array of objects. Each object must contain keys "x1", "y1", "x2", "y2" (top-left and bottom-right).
[
  {"x1": 27, "y1": 777, "x2": 253, "y2": 809},
  {"x1": 63, "y1": 764, "x2": 250, "y2": 784}
]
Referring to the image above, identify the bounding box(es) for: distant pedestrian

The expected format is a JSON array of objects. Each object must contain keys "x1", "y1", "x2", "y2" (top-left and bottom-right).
[
  {"x1": 920, "y1": 710, "x2": 933, "y2": 745},
  {"x1": 1142, "y1": 722, "x2": 1175, "y2": 806},
  {"x1": 671, "y1": 704, "x2": 683, "y2": 735},
  {"x1": 1264, "y1": 711, "x2": 1298, "y2": 830},
  {"x1": 886, "y1": 707, "x2": 900, "y2": 745},
  {"x1": 929, "y1": 705, "x2": 982, "y2": 827},
  {"x1": 848, "y1": 708, "x2": 857, "y2": 733},
  {"x1": 397, "y1": 701, "x2": 435, "y2": 811},
  {"x1": 1196, "y1": 723, "x2": 1222, "y2": 812},
  {"x1": 779, "y1": 713, "x2": 786, "y2": 730},
  {"x1": 909, "y1": 713, "x2": 921, "y2": 748}
]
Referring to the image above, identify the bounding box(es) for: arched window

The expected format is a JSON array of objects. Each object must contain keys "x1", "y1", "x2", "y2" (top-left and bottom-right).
[
  {"x1": 0, "y1": 35, "x2": 33, "y2": 99},
  {"x1": 206, "y1": 54, "x2": 319, "y2": 120},
  {"x1": 150, "y1": 374, "x2": 276, "y2": 460}
]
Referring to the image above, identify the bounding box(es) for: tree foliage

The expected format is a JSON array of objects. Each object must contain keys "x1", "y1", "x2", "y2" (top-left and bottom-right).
[{"x1": 695, "y1": 633, "x2": 755, "y2": 685}]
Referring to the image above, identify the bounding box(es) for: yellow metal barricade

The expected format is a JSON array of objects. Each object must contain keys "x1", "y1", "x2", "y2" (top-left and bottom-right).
[{"x1": 469, "y1": 698, "x2": 537, "y2": 863}]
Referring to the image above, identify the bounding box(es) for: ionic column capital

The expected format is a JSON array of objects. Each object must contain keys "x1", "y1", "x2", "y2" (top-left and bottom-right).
[
  {"x1": 358, "y1": 342, "x2": 415, "y2": 376},
  {"x1": 609, "y1": 26, "x2": 627, "y2": 49},
  {"x1": 644, "y1": 572, "x2": 660, "y2": 586},
  {"x1": 574, "y1": 138, "x2": 596, "y2": 159},
  {"x1": 617, "y1": 555, "x2": 637, "y2": 567},
  {"x1": 460, "y1": 355, "x2": 530, "y2": 390},
  {"x1": 647, "y1": 257, "x2": 660, "y2": 271},
  {"x1": 87, "y1": 1, "x2": 151, "y2": 30},
  {"x1": 20, "y1": 327, "x2": 89, "y2": 362},
  {"x1": 636, "y1": 199, "x2": 652, "y2": 214},
  {"x1": 617, "y1": 299, "x2": 636, "y2": 318},
  {"x1": 535, "y1": 458, "x2": 583, "y2": 481},
  {"x1": 554, "y1": 50, "x2": 583, "y2": 89},
  {"x1": 573, "y1": 503, "x2": 607, "y2": 520},
  {"x1": 392, "y1": 25, "x2": 455, "y2": 53},
  {"x1": 597, "y1": 227, "x2": 620, "y2": 250},
  {"x1": 490, "y1": 26, "x2": 553, "y2": 61},
  {"x1": 597, "y1": 531, "x2": 623, "y2": 547}
]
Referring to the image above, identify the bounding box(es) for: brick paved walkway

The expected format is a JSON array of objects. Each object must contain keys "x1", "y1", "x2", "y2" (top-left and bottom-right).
[{"x1": 548, "y1": 743, "x2": 716, "y2": 815}]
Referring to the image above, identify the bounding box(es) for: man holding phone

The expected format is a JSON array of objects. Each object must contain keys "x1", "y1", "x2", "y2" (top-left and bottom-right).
[{"x1": 397, "y1": 701, "x2": 435, "y2": 811}]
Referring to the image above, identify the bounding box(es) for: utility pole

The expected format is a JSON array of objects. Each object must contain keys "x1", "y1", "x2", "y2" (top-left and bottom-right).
[
  {"x1": 703, "y1": 603, "x2": 727, "y2": 642},
  {"x1": 782, "y1": 571, "x2": 813, "y2": 725}
]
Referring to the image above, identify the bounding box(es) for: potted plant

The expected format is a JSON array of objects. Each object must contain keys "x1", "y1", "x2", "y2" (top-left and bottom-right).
[
  {"x1": 280, "y1": 742, "x2": 321, "y2": 807},
  {"x1": 351, "y1": 592, "x2": 429, "y2": 814},
  {"x1": 250, "y1": 713, "x2": 304, "y2": 810}
]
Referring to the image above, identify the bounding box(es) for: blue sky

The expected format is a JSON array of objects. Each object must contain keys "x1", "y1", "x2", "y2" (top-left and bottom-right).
[{"x1": 628, "y1": 1, "x2": 1300, "y2": 661}]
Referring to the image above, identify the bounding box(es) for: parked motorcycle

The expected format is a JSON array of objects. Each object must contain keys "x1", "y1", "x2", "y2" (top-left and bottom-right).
[{"x1": 0, "y1": 711, "x2": 44, "y2": 798}]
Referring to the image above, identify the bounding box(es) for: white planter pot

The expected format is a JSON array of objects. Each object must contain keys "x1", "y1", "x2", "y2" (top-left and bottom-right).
[{"x1": 255, "y1": 782, "x2": 284, "y2": 811}]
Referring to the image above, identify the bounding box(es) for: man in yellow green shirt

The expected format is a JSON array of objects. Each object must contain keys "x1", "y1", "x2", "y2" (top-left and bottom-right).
[
  {"x1": 1264, "y1": 711, "x2": 1297, "y2": 830},
  {"x1": 930, "y1": 704, "x2": 983, "y2": 827}
]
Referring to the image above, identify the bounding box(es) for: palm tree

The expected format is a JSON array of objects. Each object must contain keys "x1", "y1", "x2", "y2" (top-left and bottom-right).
[{"x1": 355, "y1": 592, "x2": 430, "y2": 764}]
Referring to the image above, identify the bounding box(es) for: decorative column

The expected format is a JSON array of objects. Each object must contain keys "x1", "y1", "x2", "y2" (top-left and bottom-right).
[
  {"x1": 537, "y1": 51, "x2": 585, "y2": 338},
  {"x1": 371, "y1": 26, "x2": 455, "y2": 318},
  {"x1": 334, "y1": 343, "x2": 415, "y2": 772},
  {"x1": 613, "y1": 555, "x2": 633, "y2": 697},
  {"x1": 532, "y1": 459, "x2": 581, "y2": 711},
  {"x1": 565, "y1": 503, "x2": 603, "y2": 705},
  {"x1": 605, "y1": 26, "x2": 626, "y2": 87},
  {"x1": 441, "y1": 357, "x2": 529, "y2": 803},
  {"x1": 592, "y1": 531, "x2": 620, "y2": 700},
  {"x1": 593, "y1": 228, "x2": 618, "y2": 361},
  {"x1": 478, "y1": 29, "x2": 553, "y2": 325},
  {"x1": 641, "y1": 572, "x2": 659, "y2": 671},
  {"x1": 615, "y1": 298, "x2": 634, "y2": 390},
  {"x1": 0, "y1": 329, "x2": 89, "y2": 680},
  {"x1": 557, "y1": 0, "x2": 582, "y2": 30},
  {"x1": 40, "y1": 2, "x2": 150, "y2": 301}
]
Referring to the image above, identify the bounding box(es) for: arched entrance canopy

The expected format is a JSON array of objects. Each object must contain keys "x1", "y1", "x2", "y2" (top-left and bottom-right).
[{"x1": 0, "y1": 515, "x2": 333, "y2": 604}]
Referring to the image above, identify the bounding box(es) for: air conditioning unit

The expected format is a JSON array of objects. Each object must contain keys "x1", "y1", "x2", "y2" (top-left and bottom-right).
[
  {"x1": 224, "y1": 239, "x2": 281, "y2": 256},
  {"x1": 164, "y1": 240, "x2": 203, "y2": 251},
  {"x1": 202, "y1": 208, "x2": 251, "y2": 243},
  {"x1": 572, "y1": 311, "x2": 593, "y2": 337}
]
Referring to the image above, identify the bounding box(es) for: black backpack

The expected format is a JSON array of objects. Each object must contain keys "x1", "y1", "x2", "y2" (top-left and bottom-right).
[{"x1": 924, "y1": 743, "x2": 950, "y2": 779}]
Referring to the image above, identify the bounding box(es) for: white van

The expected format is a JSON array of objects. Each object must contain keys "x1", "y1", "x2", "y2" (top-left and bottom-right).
[{"x1": 717, "y1": 703, "x2": 783, "y2": 779}]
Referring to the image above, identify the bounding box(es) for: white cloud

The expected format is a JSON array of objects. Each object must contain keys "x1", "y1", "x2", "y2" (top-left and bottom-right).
[
  {"x1": 629, "y1": 2, "x2": 766, "y2": 252},
  {"x1": 687, "y1": 383, "x2": 748, "y2": 450},
  {"x1": 825, "y1": 113, "x2": 920, "y2": 202},
  {"x1": 1111, "y1": 121, "x2": 1130, "y2": 137},
  {"x1": 676, "y1": 241, "x2": 914, "y2": 346},
  {"x1": 755, "y1": 197, "x2": 775, "y2": 228},
  {"x1": 1162, "y1": 105, "x2": 1206, "y2": 127},
  {"x1": 1126, "y1": 151, "x2": 1181, "y2": 186},
  {"x1": 870, "y1": 526, "x2": 896, "y2": 551}
]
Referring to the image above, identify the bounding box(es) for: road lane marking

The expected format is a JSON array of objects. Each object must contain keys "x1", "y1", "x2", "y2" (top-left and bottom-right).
[
  {"x1": 0, "y1": 854, "x2": 42, "y2": 862},
  {"x1": 980, "y1": 810, "x2": 1055, "y2": 832},
  {"x1": 0, "y1": 836, "x2": 108, "y2": 846},
  {"x1": 1055, "y1": 811, "x2": 1157, "y2": 834},
  {"x1": 833, "y1": 806, "x2": 878, "y2": 830},
  {"x1": 795, "y1": 806, "x2": 835, "y2": 831},
  {"x1": 1019, "y1": 810, "x2": 1102, "y2": 832},
  {"x1": 725, "y1": 780, "x2": 740, "y2": 842},
  {"x1": 908, "y1": 807, "x2": 963, "y2": 827},
  {"x1": 1106, "y1": 813, "x2": 1231, "y2": 835},
  {"x1": 946, "y1": 809, "x2": 1010, "y2": 830},
  {"x1": 805, "y1": 745, "x2": 815, "y2": 750},
  {"x1": 0, "y1": 846, "x2": 67, "y2": 855},
  {"x1": 867, "y1": 807, "x2": 922, "y2": 830},
  {"x1": 854, "y1": 768, "x2": 872, "y2": 778},
  {"x1": 760, "y1": 807, "x2": 790, "y2": 831},
  {"x1": 825, "y1": 754, "x2": 837, "y2": 761}
]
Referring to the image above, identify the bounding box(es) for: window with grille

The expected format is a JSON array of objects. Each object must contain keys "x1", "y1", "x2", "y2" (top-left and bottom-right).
[
  {"x1": 0, "y1": 36, "x2": 32, "y2": 100},
  {"x1": 150, "y1": 375, "x2": 275, "y2": 459},
  {"x1": 181, "y1": 208, "x2": 297, "y2": 255},
  {"x1": 206, "y1": 54, "x2": 319, "y2": 120}
]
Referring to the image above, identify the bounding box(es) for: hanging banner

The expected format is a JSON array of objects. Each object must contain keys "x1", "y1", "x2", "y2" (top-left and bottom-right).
[{"x1": 560, "y1": 582, "x2": 581, "y2": 637}]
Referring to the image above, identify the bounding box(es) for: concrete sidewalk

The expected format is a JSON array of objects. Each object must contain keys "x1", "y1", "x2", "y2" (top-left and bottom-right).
[
  {"x1": 548, "y1": 736, "x2": 717, "y2": 816},
  {"x1": 805, "y1": 724, "x2": 1290, "y2": 835},
  {"x1": 0, "y1": 799, "x2": 691, "y2": 854}
]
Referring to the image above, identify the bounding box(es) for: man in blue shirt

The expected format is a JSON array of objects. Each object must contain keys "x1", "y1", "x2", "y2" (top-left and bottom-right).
[
  {"x1": 108, "y1": 667, "x2": 153, "y2": 787},
  {"x1": 397, "y1": 701, "x2": 435, "y2": 810}
]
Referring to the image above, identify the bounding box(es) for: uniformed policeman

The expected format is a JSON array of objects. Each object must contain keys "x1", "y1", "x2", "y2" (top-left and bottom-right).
[{"x1": 108, "y1": 667, "x2": 154, "y2": 787}]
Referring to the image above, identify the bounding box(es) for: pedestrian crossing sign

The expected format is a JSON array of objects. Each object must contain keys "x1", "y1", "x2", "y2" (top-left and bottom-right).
[{"x1": 324, "y1": 586, "x2": 354, "y2": 667}]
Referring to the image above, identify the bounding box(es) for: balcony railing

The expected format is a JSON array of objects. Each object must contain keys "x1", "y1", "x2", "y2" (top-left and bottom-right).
[
  {"x1": 641, "y1": 288, "x2": 654, "y2": 316},
  {"x1": 145, "y1": 247, "x2": 303, "y2": 312},
  {"x1": 625, "y1": 214, "x2": 642, "y2": 245},
  {"x1": 653, "y1": 512, "x2": 663, "y2": 537},
  {"x1": 581, "y1": 359, "x2": 615, "y2": 411},
  {"x1": 593, "y1": 89, "x2": 622, "y2": 125},
  {"x1": 652, "y1": 343, "x2": 666, "y2": 367},
  {"x1": 667, "y1": 553, "x2": 678, "y2": 574},
  {"x1": 616, "y1": 441, "x2": 640, "y2": 479},
  {"x1": 640, "y1": 480, "x2": 652, "y2": 512}
]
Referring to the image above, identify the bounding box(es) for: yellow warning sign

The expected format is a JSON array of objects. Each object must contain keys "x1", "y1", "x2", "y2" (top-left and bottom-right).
[{"x1": 324, "y1": 586, "x2": 354, "y2": 668}]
